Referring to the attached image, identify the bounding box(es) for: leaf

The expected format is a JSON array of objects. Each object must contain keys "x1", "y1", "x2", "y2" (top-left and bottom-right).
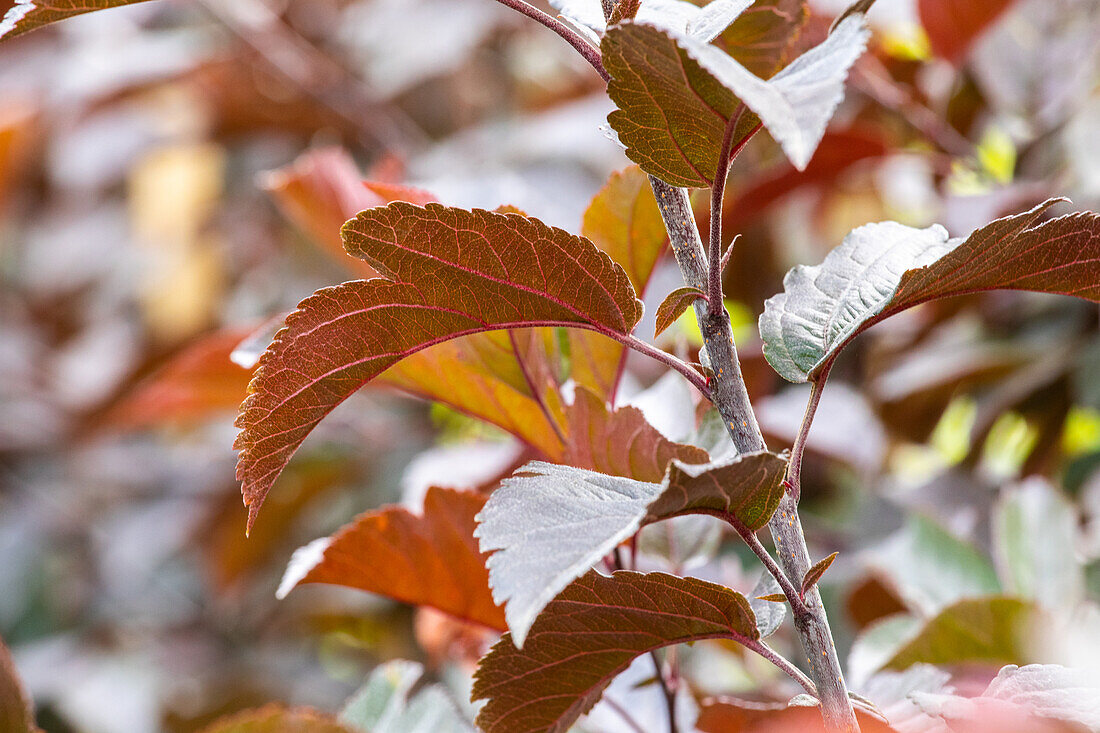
[
  {"x1": 992, "y1": 478, "x2": 1084, "y2": 606},
  {"x1": 910, "y1": 664, "x2": 1100, "y2": 731},
  {"x1": 339, "y1": 660, "x2": 472, "y2": 733},
  {"x1": 697, "y1": 698, "x2": 893, "y2": 733},
  {"x1": 603, "y1": 14, "x2": 869, "y2": 186},
  {"x1": 0, "y1": 638, "x2": 36, "y2": 733},
  {"x1": 884, "y1": 597, "x2": 1043, "y2": 671},
  {"x1": 865, "y1": 515, "x2": 1001, "y2": 615},
  {"x1": 98, "y1": 326, "x2": 254, "y2": 431},
  {"x1": 277, "y1": 487, "x2": 506, "y2": 631},
  {"x1": 918, "y1": 0, "x2": 1015, "y2": 64},
  {"x1": 235, "y1": 203, "x2": 642, "y2": 529},
  {"x1": 715, "y1": 0, "x2": 809, "y2": 79},
  {"x1": 472, "y1": 570, "x2": 759, "y2": 733},
  {"x1": 562, "y1": 385, "x2": 709, "y2": 482},
  {"x1": 553, "y1": 0, "x2": 752, "y2": 42},
  {"x1": 0, "y1": 0, "x2": 156, "y2": 40},
  {"x1": 800, "y1": 551, "x2": 838, "y2": 599},
  {"x1": 655, "y1": 287, "x2": 707, "y2": 338},
  {"x1": 760, "y1": 200, "x2": 1100, "y2": 383},
  {"x1": 477, "y1": 450, "x2": 785, "y2": 647},
  {"x1": 198, "y1": 706, "x2": 356, "y2": 733},
  {"x1": 572, "y1": 165, "x2": 670, "y2": 397}
]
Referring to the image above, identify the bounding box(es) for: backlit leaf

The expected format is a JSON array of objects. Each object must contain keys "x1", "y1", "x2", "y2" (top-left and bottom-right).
[
  {"x1": 603, "y1": 14, "x2": 868, "y2": 186},
  {"x1": 760, "y1": 200, "x2": 1100, "y2": 383},
  {"x1": 800, "y1": 551, "x2": 838, "y2": 599},
  {"x1": 472, "y1": 570, "x2": 759, "y2": 733},
  {"x1": 572, "y1": 165, "x2": 670, "y2": 397},
  {"x1": 198, "y1": 706, "x2": 356, "y2": 733},
  {"x1": 235, "y1": 203, "x2": 642, "y2": 529},
  {"x1": 277, "y1": 487, "x2": 506, "y2": 631},
  {"x1": 918, "y1": 0, "x2": 1015, "y2": 64},
  {"x1": 885, "y1": 597, "x2": 1043, "y2": 671},
  {"x1": 99, "y1": 326, "x2": 254, "y2": 431},
  {"x1": 477, "y1": 450, "x2": 785, "y2": 647},
  {"x1": 655, "y1": 286, "x2": 707, "y2": 338},
  {"x1": 716, "y1": 0, "x2": 809, "y2": 79},
  {"x1": 0, "y1": 0, "x2": 156, "y2": 40},
  {"x1": 0, "y1": 638, "x2": 36, "y2": 733}
]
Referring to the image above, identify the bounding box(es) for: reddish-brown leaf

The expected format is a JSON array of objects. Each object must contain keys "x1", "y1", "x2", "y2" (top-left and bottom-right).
[
  {"x1": 235, "y1": 203, "x2": 642, "y2": 529},
  {"x1": 698, "y1": 698, "x2": 894, "y2": 733},
  {"x1": 654, "y1": 286, "x2": 707, "y2": 338},
  {"x1": 570, "y1": 166, "x2": 670, "y2": 397},
  {"x1": 0, "y1": 637, "x2": 37, "y2": 733},
  {"x1": 99, "y1": 327, "x2": 254, "y2": 431},
  {"x1": 262, "y1": 150, "x2": 576, "y2": 454},
  {"x1": 563, "y1": 386, "x2": 709, "y2": 482},
  {"x1": 279, "y1": 487, "x2": 506, "y2": 631},
  {"x1": 918, "y1": 0, "x2": 1016, "y2": 64},
  {"x1": 472, "y1": 571, "x2": 759, "y2": 733},
  {"x1": 716, "y1": 0, "x2": 809, "y2": 79},
  {"x1": 0, "y1": 0, "x2": 156, "y2": 40},
  {"x1": 800, "y1": 551, "x2": 838, "y2": 599},
  {"x1": 197, "y1": 705, "x2": 355, "y2": 733}
]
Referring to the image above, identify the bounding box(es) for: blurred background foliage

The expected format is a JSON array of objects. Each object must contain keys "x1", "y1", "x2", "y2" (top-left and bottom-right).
[{"x1": 0, "y1": 0, "x2": 1098, "y2": 730}]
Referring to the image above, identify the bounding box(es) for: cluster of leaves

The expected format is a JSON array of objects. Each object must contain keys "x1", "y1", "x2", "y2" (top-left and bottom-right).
[{"x1": 2, "y1": 0, "x2": 1100, "y2": 732}]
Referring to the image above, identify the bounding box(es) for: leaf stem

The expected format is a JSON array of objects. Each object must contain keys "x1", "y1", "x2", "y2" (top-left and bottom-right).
[
  {"x1": 707, "y1": 108, "x2": 760, "y2": 312},
  {"x1": 785, "y1": 361, "x2": 832, "y2": 502},
  {"x1": 488, "y1": 0, "x2": 609, "y2": 82},
  {"x1": 742, "y1": 638, "x2": 818, "y2": 697},
  {"x1": 508, "y1": 330, "x2": 568, "y2": 446},
  {"x1": 649, "y1": 175, "x2": 859, "y2": 732},
  {"x1": 719, "y1": 512, "x2": 808, "y2": 618},
  {"x1": 620, "y1": 334, "x2": 711, "y2": 398}
]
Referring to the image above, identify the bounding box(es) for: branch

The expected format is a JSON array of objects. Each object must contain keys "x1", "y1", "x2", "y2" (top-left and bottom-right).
[
  {"x1": 489, "y1": 0, "x2": 609, "y2": 82},
  {"x1": 785, "y1": 361, "x2": 832, "y2": 502},
  {"x1": 648, "y1": 175, "x2": 859, "y2": 733}
]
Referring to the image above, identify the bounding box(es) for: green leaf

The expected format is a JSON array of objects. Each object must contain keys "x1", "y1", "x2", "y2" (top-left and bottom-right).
[
  {"x1": 0, "y1": 638, "x2": 36, "y2": 733},
  {"x1": 655, "y1": 286, "x2": 707, "y2": 338},
  {"x1": 0, "y1": 0, "x2": 156, "y2": 40},
  {"x1": 198, "y1": 706, "x2": 356, "y2": 733},
  {"x1": 476, "y1": 450, "x2": 785, "y2": 647},
  {"x1": 993, "y1": 478, "x2": 1084, "y2": 606},
  {"x1": 603, "y1": 14, "x2": 869, "y2": 186},
  {"x1": 472, "y1": 570, "x2": 759, "y2": 733},
  {"x1": 865, "y1": 515, "x2": 1001, "y2": 614},
  {"x1": 885, "y1": 597, "x2": 1044, "y2": 671},
  {"x1": 761, "y1": 200, "x2": 1100, "y2": 383},
  {"x1": 235, "y1": 203, "x2": 642, "y2": 530},
  {"x1": 277, "y1": 487, "x2": 506, "y2": 631},
  {"x1": 800, "y1": 551, "x2": 838, "y2": 599},
  {"x1": 339, "y1": 660, "x2": 471, "y2": 733}
]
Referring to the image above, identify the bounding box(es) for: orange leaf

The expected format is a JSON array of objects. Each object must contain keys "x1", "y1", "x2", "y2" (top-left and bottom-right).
[{"x1": 279, "y1": 487, "x2": 506, "y2": 631}]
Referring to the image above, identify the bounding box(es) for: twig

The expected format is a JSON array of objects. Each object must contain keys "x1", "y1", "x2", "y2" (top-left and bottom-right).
[
  {"x1": 489, "y1": 0, "x2": 609, "y2": 82},
  {"x1": 785, "y1": 361, "x2": 832, "y2": 502},
  {"x1": 602, "y1": 695, "x2": 648, "y2": 733},
  {"x1": 717, "y1": 511, "x2": 808, "y2": 618},
  {"x1": 650, "y1": 650, "x2": 680, "y2": 733},
  {"x1": 707, "y1": 108, "x2": 761, "y2": 311},
  {"x1": 508, "y1": 330, "x2": 567, "y2": 445}
]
